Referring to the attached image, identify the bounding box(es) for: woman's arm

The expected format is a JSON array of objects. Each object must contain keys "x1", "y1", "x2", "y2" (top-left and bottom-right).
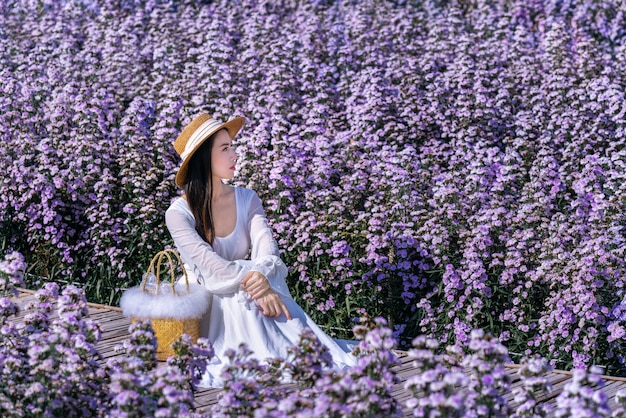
[
  {"x1": 245, "y1": 191, "x2": 290, "y2": 294},
  {"x1": 241, "y1": 191, "x2": 292, "y2": 319},
  {"x1": 165, "y1": 205, "x2": 247, "y2": 294},
  {"x1": 247, "y1": 191, "x2": 286, "y2": 269}
]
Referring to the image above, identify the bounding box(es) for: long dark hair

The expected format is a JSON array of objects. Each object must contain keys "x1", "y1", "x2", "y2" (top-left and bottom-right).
[{"x1": 184, "y1": 132, "x2": 218, "y2": 245}]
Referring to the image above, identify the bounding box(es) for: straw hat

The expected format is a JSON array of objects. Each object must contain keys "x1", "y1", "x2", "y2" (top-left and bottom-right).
[{"x1": 174, "y1": 113, "x2": 244, "y2": 186}]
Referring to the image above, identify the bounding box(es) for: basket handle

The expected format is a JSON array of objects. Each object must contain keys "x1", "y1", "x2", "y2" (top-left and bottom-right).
[{"x1": 142, "y1": 249, "x2": 189, "y2": 295}]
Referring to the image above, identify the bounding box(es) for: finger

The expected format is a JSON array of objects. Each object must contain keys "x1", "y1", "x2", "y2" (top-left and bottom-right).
[
  {"x1": 245, "y1": 280, "x2": 262, "y2": 294},
  {"x1": 245, "y1": 285, "x2": 257, "y2": 295},
  {"x1": 264, "y1": 300, "x2": 278, "y2": 317},
  {"x1": 249, "y1": 273, "x2": 268, "y2": 287},
  {"x1": 268, "y1": 298, "x2": 289, "y2": 319},
  {"x1": 250, "y1": 285, "x2": 270, "y2": 300},
  {"x1": 280, "y1": 302, "x2": 292, "y2": 320},
  {"x1": 244, "y1": 276, "x2": 266, "y2": 295},
  {"x1": 257, "y1": 301, "x2": 269, "y2": 316},
  {"x1": 241, "y1": 271, "x2": 254, "y2": 286},
  {"x1": 256, "y1": 288, "x2": 269, "y2": 299}
]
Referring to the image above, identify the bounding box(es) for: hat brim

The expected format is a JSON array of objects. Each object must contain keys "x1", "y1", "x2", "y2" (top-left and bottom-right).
[{"x1": 175, "y1": 116, "x2": 245, "y2": 187}]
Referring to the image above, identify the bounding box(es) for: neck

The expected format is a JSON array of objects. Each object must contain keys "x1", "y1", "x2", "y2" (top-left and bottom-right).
[{"x1": 211, "y1": 178, "x2": 229, "y2": 201}]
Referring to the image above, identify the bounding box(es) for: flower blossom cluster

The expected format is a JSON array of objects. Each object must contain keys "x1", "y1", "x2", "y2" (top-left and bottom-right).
[
  {"x1": 212, "y1": 317, "x2": 402, "y2": 417},
  {"x1": 405, "y1": 329, "x2": 514, "y2": 417},
  {"x1": 0, "y1": 251, "x2": 26, "y2": 298},
  {"x1": 511, "y1": 356, "x2": 554, "y2": 417},
  {"x1": 553, "y1": 366, "x2": 612, "y2": 417},
  {"x1": 0, "y1": 0, "x2": 625, "y2": 374}
]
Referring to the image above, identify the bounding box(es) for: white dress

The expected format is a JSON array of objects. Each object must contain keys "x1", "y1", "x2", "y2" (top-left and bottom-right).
[{"x1": 165, "y1": 186, "x2": 356, "y2": 387}]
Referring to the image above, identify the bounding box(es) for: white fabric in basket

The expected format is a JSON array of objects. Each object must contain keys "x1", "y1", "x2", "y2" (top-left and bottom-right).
[{"x1": 120, "y1": 282, "x2": 211, "y2": 320}]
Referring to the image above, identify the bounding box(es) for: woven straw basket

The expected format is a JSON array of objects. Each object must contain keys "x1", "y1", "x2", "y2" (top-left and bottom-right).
[
  {"x1": 120, "y1": 249, "x2": 210, "y2": 361},
  {"x1": 147, "y1": 317, "x2": 199, "y2": 360}
]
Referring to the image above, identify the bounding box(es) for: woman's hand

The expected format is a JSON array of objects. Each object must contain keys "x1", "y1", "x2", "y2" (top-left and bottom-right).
[
  {"x1": 256, "y1": 290, "x2": 292, "y2": 320},
  {"x1": 241, "y1": 271, "x2": 271, "y2": 299},
  {"x1": 241, "y1": 271, "x2": 292, "y2": 320}
]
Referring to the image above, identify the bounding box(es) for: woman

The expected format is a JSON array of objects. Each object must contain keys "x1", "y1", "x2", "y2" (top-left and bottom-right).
[{"x1": 165, "y1": 113, "x2": 356, "y2": 387}]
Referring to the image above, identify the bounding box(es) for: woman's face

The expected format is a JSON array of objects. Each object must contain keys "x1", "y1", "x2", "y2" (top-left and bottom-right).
[{"x1": 210, "y1": 129, "x2": 237, "y2": 180}]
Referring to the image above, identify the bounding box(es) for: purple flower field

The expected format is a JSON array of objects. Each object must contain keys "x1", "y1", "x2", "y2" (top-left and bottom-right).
[{"x1": 0, "y1": 0, "x2": 625, "y2": 375}]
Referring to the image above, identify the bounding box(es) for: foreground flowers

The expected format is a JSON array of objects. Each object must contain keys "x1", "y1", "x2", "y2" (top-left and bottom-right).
[
  {"x1": 211, "y1": 318, "x2": 402, "y2": 418},
  {"x1": 2, "y1": 253, "x2": 625, "y2": 417},
  {"x1": 0, "y1": 252, "x2": 203, "y2": 416}
]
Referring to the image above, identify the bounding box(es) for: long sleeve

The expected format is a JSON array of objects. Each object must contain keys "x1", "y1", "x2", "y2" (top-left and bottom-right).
[
  {"x1": 165, "y1": 203, "x2": 247, "y2": 294},
  {"x1": 247, "y1": 192, "x2": 290, "y2": 296}
]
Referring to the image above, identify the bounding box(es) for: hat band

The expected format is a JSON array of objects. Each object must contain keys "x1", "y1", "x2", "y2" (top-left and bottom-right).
[{"x1": 180, "y1": 119, "x2": 224, "y2": 162}]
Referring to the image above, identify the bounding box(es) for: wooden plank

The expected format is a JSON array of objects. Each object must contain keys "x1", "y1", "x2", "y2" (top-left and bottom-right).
[{"x1": 601, "y1": 381, "x2": 626, "y2": 412}]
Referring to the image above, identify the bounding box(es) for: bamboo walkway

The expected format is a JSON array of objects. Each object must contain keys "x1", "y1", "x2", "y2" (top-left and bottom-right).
[{"x1": 10, "y1": 290, "x2": 626, "y2": 416}]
